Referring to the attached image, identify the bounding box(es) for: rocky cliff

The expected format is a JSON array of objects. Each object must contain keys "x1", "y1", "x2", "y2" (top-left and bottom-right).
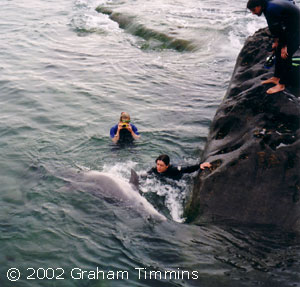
[{"x1": 185, "y1": 28, "x2": 300, "y2": 230}]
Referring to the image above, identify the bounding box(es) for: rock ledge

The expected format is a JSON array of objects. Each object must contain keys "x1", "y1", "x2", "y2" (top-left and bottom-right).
[{"x1": 185, "y1": 28, "x2": 300, "y2": 231}]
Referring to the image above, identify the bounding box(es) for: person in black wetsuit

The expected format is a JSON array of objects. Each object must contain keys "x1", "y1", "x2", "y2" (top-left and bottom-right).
[
  {"x1": 147, "y1": 154, "x2": 212, "y2": 180},
  {"x1": 247, "y1": 0, "x2": 300, "y2": 94}
]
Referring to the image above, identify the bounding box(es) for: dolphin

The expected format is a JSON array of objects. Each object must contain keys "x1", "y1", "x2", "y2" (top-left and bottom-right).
[{"x1": 61, "y1": 168, "x2": 166, "y2": 222}]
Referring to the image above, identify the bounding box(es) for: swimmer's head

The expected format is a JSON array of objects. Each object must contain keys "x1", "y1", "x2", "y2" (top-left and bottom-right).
[
  {"x1": 155, "y1": 154, "x2": 170, "y2": 173},
  {"x1": 120, "y1": 112, "x2": 131, "y2": 123}
]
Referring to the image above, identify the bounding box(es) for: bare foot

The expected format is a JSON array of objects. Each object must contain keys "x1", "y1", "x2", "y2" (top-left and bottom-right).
[
  {"x1": 266, "y1": 84, "x2": 285, "y2": 94},
  {"x1": 261, "y1": 77, "x2": 280, "y2": 85}
]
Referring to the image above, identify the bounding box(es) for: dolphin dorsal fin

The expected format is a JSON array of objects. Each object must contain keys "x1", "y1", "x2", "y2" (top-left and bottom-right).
[{"x1": 129, "y1": 169, "x2": 139, "y2": 191}]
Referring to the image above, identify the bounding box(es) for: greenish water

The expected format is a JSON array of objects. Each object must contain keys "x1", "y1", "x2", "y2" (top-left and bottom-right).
[{"x1": 0, "y1": 0, "x2": 299, "y2": 286}]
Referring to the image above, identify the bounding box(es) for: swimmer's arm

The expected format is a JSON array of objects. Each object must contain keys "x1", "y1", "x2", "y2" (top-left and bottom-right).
[
  {"x1": 131, "y1": 132, "x2": 140, "y2": 140},
  {"x1": 180, "y1": 162, "x2": 212, "y2": 174},
  {"x1": 111, "y1": 123, "x2": 122, "y2": 143},
  {"x1": 127, "y1": 125, "x2": 140, "y2": 140},
  {"x1": 112, "y1": 133, "x2": 120, "y2": 143}
]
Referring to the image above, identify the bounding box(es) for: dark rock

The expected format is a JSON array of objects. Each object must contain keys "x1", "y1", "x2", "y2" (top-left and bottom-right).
[{"x1": 185, "y1": 28, "x2": 300, "y2": 231}]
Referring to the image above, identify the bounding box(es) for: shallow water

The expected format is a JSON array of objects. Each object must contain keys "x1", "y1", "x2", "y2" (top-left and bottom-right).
[{"x1": 0, "y1": 0, "x2": 299, "y2": 286}]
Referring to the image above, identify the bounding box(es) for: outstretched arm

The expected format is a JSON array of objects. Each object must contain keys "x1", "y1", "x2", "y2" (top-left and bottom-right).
[{"x1": 180, "y1": 162, "x2": 212, "y2": 174}]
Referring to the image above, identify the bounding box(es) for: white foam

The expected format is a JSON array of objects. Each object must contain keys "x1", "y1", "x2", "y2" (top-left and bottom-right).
[
  {"x1": 228, "y1": 31, "x2": 243, "y2": 52},
  {"x1": 142, "y1": 176, "x2": 187, "y2": 223},
  {"x1": 71, "y1": 0, "x2": 120, "y2": 34}
]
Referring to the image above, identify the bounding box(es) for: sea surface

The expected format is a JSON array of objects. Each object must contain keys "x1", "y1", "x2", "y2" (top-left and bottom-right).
[{"x1": 0, "y1": 0, "x2": 299, "y2": 286}]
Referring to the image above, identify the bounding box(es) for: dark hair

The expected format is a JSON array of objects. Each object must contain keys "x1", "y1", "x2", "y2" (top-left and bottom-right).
[
  {"x1": 155, "y1": 154, "x2": 170, "y2": 166},
  {"x1": 247, "y1": 0, "x2": 262, "y2": 9}
]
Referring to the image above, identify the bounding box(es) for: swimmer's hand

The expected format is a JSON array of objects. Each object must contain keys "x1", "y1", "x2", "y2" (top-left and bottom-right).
[
  {"x1": 200, "y1": 162, "x2": 212, "y2": 170},
  {"x1": 281, "y1": 46, "x2": 288, "y2": 59}
]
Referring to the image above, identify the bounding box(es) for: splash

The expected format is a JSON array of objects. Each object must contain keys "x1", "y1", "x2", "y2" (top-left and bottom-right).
[{"x1": 141, "y1": 176, "x2": 188, "y2": 223}]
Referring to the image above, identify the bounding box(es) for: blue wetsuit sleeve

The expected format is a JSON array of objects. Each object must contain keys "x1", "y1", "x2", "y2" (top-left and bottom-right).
[
  {"x1": 265, "y1": 4, "x2": 283, "y2": 39},
  {"x1": 131, "y1": 124, "x2": 139, "y2": 135},
  {"x1": 265, "y1": 1, "x2": 300, "y2": 47},
  {"x1": 110, "y1": 124, "x2": 118, "y2": 138}
]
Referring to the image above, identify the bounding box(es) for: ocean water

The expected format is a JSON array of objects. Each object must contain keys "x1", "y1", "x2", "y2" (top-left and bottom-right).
[{"x1": 0, "y1": 0, "x2": 299, "y2": 286}]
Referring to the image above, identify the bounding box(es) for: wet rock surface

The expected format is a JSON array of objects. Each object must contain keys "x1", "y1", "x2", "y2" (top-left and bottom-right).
[{"x1": 185, "y1": 28, "x2": 300, "y2": 230}]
